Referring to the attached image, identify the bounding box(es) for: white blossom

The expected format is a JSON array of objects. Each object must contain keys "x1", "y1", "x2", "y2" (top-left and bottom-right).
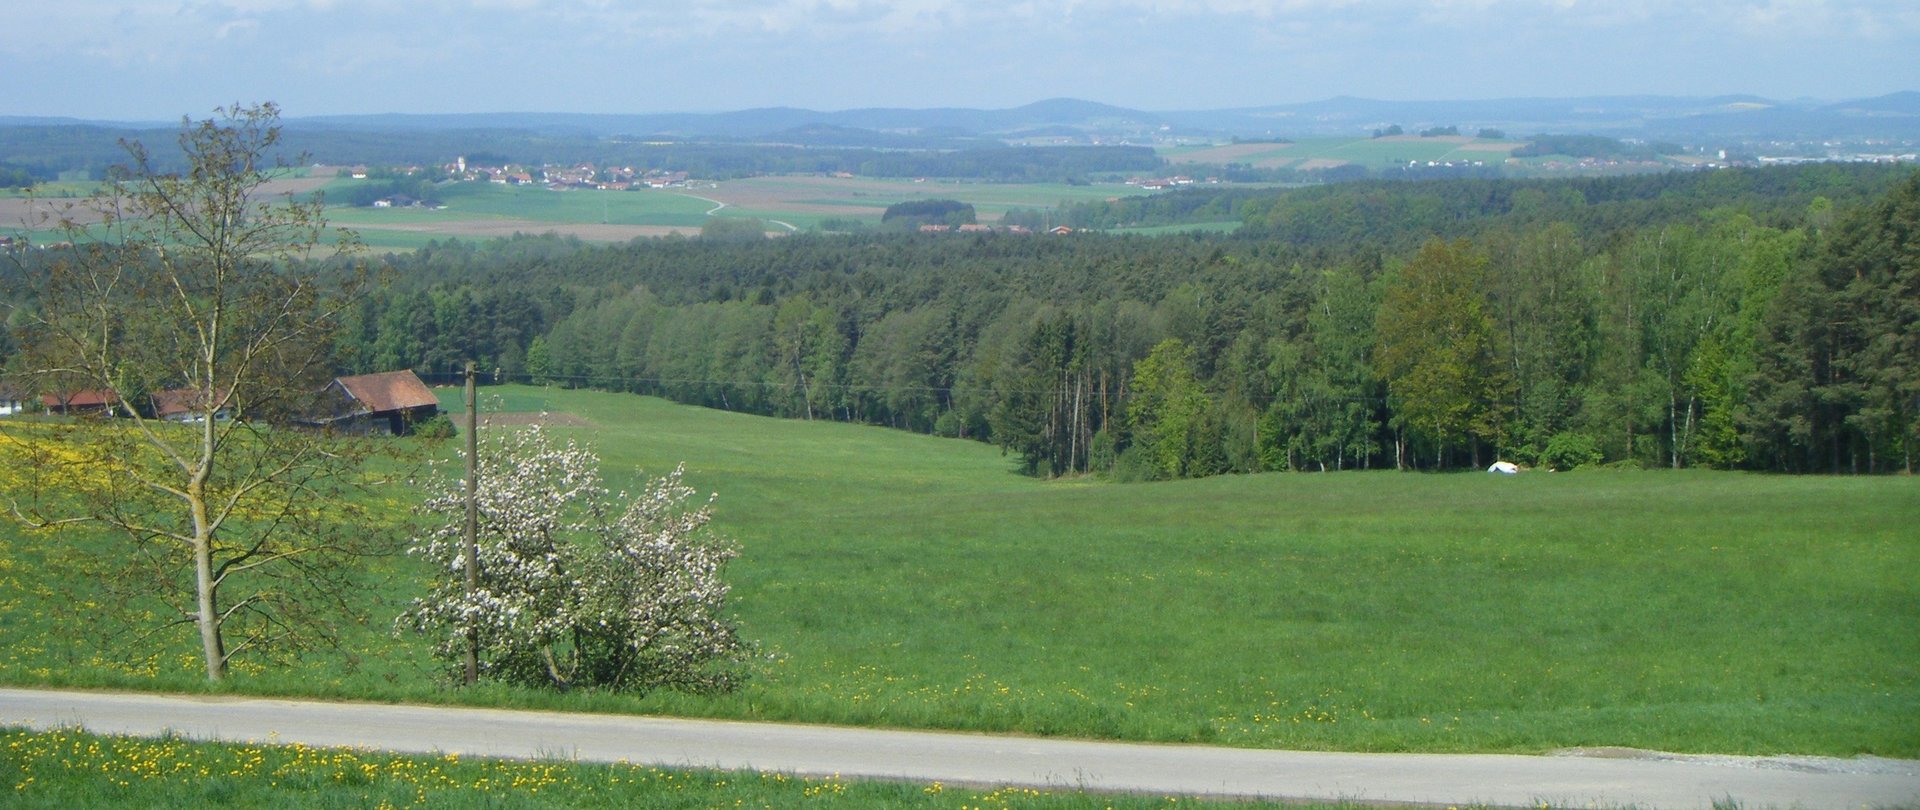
[{"x1": 398, "y1": 426, "x2": 748, "y2": 692}]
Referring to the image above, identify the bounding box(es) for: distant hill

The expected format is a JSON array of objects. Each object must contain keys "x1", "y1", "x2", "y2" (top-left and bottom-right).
[
  {"x1": 1823, "y1": 91, "x2": 1920, "y2": 115},
  {"x1": 6, "y1": 93, "x2": 1915, "y2": 179},
  {"x1": 284, "y1": 94, "x2": 1920, "y2": 143}
]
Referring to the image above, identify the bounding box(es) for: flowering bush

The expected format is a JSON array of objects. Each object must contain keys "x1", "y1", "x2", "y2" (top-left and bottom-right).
[{"x1": 399, "y1": 426, "x2": 748, "y2": 693}]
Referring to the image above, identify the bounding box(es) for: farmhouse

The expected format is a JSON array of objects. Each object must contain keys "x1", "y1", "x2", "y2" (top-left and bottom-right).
[
  {"x1": 303, "y1": 370, "x2": 439, "y2": 435},
  {"x1": 40, "y1": 389, "x2": 118, "y2": 416},
  {"x1": 151, "y1": 388, "x2": 232, "y2": 423}
]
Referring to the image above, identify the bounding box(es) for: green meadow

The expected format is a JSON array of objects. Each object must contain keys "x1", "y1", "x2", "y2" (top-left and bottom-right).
[{"x1": 0, "y1": 386, "x2": 1915, "y2": 758}]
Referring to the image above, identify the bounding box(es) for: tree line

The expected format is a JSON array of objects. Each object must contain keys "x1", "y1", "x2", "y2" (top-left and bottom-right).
[
  {"x1": 298, "y1": 163, "x2": 1920, "y2": 476},
  {"x1": 8, "y1": 162, "x2": 1913, "y2": 476}
]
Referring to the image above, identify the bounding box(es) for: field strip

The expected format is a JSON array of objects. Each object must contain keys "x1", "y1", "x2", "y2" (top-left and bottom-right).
[
  {"x1": 673, "y1": 192, "x2": 798, "y2": 231},
  {"x1": 2, "y1": 688, "x2": 1915, "y2": 809},
  {"x1": 678, "y1": 193, "x2": 729, "y2": 215}
]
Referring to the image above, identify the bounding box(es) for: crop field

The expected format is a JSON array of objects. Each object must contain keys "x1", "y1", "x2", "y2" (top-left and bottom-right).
[
  {"x1": 319, "y1": 179, "x2": 720, "y2": 250},
  {"x1": 693, "y1": 175, "x2": 1148, "y2": 223},
  {"x1": 314, "y1": 175, "x2": 1155, "y2": 249},
  {"x1": 1167, "y1": 136, "x2": 1522, "y2": 169},
  {"x1": 1159, "y1": 137, "x2": 1520, "y2": 169},
  {"x1": 0, "y1": 386, "x2": 1915, "y2": 759}
]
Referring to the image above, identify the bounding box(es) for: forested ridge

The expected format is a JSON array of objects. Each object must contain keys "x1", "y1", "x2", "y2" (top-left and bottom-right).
[{"x1": 8, "y1": 163, "x2": 1917, "y2": 475}]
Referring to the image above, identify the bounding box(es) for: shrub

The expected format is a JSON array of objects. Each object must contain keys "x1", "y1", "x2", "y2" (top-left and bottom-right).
[{"x1": 1543, "y1": 432, "x2": 1603, "y2": 470}]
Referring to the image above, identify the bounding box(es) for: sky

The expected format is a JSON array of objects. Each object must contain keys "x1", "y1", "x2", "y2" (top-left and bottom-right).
[{"x1": 6, "y1": 0, "x2": 1918, "y2": 121}]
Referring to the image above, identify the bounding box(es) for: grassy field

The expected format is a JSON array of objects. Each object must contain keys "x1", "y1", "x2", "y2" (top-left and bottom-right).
[
  {"x1": 6, "y1": 726, "x2": 1408, "y2": 810},
  {"x1": 0, "y1": 386, "x2": 1915, "y2": 759}
]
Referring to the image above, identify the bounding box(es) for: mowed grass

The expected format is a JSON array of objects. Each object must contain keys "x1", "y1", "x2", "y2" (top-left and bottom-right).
[{"x1": 1, "y1": 386, "x2": 1915, "y2": 758}]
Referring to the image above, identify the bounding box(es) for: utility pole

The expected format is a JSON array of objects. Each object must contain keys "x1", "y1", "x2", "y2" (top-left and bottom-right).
[{"x1": 463, "y1": 360, "x2": 479, "y2": 685}]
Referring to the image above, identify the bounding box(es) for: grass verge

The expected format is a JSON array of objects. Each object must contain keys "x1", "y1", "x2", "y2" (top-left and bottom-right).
[{"x1": 0, "y1": 726, "x2": 1438, "y2": 809}]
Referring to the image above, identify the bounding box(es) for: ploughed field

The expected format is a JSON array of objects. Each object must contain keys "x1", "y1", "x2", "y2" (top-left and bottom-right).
[{"x1": 0, "y1": 386, "x2": 1913, "y2": 757}]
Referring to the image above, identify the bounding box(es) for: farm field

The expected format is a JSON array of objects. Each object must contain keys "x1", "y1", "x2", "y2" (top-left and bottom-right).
[
  {"x1": 0, "y1": 386, "x2": 1914, "y2": 758},
  {"x1": 1, "y1": 173, "x2": 338, "y2": 247},
  {"x1": 318, "y1": 175, "x2": 1156, "y2": 250},
  {"x1": 1165, "y1": 136, "x2": 1521, "y2": 169}
]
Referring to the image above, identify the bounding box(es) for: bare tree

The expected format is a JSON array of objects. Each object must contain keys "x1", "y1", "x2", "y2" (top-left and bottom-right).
[{"x1": 3, "y1": 103, "x2": 385, "y2": 681}]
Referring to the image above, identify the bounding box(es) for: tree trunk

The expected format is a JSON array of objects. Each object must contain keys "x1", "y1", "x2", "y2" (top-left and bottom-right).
[
  {"x1": 1069, "y1": 373, "x2": 1083, "y2": 474},
  {"x1": 193, "y1": 533, "x2": 225, "y2": 681},
  {"x1": 1669, "y1": 392, "x2": 1681, "y2": 469}
]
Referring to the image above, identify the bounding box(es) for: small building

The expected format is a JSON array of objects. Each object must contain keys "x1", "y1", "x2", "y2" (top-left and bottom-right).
[
  {"x1": 305, "y1": 370, "x2": 439, "y2": 435},
  {"x1": 41, "y1": 389, "x2": 118, "y2": 416},
  {"x1": 0, "y1": 383, "x2": 27, "y2": 417},
  {"x1": 151, "y1": 388, "x2": 232, "y2": 423}
]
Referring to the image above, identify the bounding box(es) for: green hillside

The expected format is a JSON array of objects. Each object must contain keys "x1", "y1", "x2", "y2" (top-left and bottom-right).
[{"x1": 1, "y1": 386, "x2": 1915, "y2": 757}]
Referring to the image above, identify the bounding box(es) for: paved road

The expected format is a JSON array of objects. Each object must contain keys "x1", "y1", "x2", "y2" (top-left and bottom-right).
[{"x1": 2, "y1": 688, "x2": 1915, "y2": 809}]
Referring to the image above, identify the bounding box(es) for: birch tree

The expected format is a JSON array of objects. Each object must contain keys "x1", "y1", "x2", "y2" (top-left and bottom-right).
[{"x1": 3, "y1": 103, "x2": 381, "y2": 681}]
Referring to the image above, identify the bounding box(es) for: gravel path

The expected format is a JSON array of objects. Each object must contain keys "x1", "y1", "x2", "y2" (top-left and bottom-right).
[{"x1": 2, "y1": 688, "x2": 1915, "y2": 809}]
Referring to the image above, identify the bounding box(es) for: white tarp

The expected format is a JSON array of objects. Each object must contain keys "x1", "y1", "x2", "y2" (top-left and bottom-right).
[{"x1": 1487, "y1": 461, "x2": 1520, "y2": 474}]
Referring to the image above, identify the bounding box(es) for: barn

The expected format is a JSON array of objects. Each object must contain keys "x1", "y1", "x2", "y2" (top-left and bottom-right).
[{"x1": 305, "y1": 370, "x2": 440, "y2": 435}]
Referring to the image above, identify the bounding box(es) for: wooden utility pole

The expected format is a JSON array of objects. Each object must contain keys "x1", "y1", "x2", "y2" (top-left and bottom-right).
[{"x1": 463, "y1": 360, "x2": 479, "y2": 685}]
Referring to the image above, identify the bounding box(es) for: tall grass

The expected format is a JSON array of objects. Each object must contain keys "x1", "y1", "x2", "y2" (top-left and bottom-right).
[{"x1": 2, "y1": 386, "x2": 1915, "y2": 757}]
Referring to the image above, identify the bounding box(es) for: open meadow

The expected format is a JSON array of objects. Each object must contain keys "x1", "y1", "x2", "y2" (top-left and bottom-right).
[{"x1": 0, "y1": 386, "x2": 1914, "y2": 759}]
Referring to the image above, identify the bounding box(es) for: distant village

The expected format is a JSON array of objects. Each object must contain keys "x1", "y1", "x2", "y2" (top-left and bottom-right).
[{"x1": 346, "y1": 157, "x2": 699, "y2": 208}]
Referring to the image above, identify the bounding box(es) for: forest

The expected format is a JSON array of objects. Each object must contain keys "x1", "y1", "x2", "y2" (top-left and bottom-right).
[{"x1": 6, "y1": 162, "x2": 1917, "y2": 476}]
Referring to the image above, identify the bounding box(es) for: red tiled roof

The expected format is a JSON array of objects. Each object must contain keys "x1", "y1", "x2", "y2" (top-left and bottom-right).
[
  {"x1": 41, "y1": 389, "x2": 117, "y2": 408},
  {"x1": 336, "y1": 370, "x2": 437, "y2": 413},
  {"x1": 151, "y1": 387, "x2": 229, "y2": 417}
]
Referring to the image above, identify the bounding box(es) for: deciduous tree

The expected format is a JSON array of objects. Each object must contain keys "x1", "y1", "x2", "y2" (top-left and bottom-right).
[
  {"x1": 3, "y1": 104, "x2": 381, "y2": 681},
  {"x1": 1373, "y1": 239, "x2": 1512, "y2": 468},
  {"x1": 400, "y1": 425, "x2": 749, "y2": 693}
]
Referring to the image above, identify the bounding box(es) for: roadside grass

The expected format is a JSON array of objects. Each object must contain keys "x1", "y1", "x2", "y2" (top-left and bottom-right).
[
  {"x1": 1, "y1": 386, "x2": 1915, "y2": 758},
  {"x1": 4, "y1": 726, "x2": 1416, "y2": 810}
]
